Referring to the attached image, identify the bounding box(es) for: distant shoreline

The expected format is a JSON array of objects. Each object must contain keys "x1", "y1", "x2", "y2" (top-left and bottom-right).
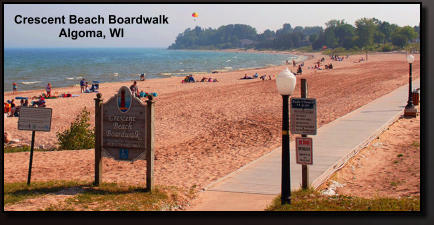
[{"x1": 170, "y1": 48, "x2": 312, "y2": 61}]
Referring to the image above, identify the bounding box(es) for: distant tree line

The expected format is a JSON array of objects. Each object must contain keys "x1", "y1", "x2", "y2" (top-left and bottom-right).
[{"x1": 168, "y1": 18, "x2": 419, "y2": 52}]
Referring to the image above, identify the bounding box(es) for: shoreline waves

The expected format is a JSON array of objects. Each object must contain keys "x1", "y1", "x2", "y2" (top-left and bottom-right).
[{"x1": 4, "y1": 48, "x2": 301, "y2": 92}]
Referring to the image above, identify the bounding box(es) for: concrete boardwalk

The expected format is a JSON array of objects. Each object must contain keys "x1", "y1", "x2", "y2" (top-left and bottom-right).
[{"x1": 188, "y1": 80, "x2": 420, "y2": 211}]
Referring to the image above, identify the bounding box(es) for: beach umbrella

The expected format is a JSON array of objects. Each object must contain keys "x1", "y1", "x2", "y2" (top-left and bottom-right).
[{"x1": 192, "y1": 12, "x2": 198, "y2": 21}]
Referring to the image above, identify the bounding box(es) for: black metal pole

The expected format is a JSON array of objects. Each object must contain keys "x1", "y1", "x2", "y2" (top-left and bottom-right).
[
  {"x1": 406, "y1": 63, "x2": 413, "y2": 108},
  {"x1": 27, "y1": 131, "x2": 36, "y2": 185},
  {"x1": 281, "y1": 95, "x2": 291, "y2": 205},
  {"x1": 301, "y1": 79, "x2": 309, "y2": 189}
]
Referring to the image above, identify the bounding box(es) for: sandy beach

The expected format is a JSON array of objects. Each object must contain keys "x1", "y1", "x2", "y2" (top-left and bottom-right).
[
  {"x1": 320, "y1": 114, "x2": 420, "y2": 199},
  {"x1": 4, "y1": 51, "x2": 420, "y2": 192}
]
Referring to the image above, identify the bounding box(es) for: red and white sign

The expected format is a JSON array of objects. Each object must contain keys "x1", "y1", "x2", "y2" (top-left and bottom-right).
[{"x1": 296, "y1": 137, "x2": 313, "y2": 165}]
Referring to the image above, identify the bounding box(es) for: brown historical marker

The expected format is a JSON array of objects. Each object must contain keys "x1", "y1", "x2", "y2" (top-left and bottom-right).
[{"x1": 94, "y1": 87, "x2": 154, "y2": 191}]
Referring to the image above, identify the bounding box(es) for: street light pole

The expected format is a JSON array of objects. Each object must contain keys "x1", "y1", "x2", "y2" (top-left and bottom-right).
[
  {"x1": 276, "y1": 68, "x2": 296, "y2": 205},
  {"x1": 404, "y1": 54, "x2": 416, "y2": 117},
  {"x1": 281, "y1": 94, "x2": 291, "y2": 205},
  {"x1": 406, "y1": 62, "x2": 413, "y2": 108}
]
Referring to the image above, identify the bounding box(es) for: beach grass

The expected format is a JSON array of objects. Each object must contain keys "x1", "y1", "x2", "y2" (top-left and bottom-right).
[
  {"x1": 4, "y1": 180, "x2": 89, "y2": 205},
  {"x1": 265, "y1": 188, "x2": 420, "y2": 211},
  {"x1": 4, "y1": 180, "x2": 193, "y2": 211},
  {"x1": 4, "y1": 145, "x2": 56, "y2": 153}
]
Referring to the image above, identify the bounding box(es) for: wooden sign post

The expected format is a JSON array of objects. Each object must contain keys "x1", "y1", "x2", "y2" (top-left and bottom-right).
[
  {"x1": 291, "y1": 78, "x2": 317, "y2": 189},
  {"x1": 94, "y1": 87, "x2": 154, "y2": 191},
  {"x1": 94, "y1": 93, "x2": 103, "y2": 186}
]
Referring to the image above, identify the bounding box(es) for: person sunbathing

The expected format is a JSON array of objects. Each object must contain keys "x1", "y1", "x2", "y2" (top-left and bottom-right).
[
  {"x1": 31, "y1": 97, "x2": 46, "y2": 107},
  {"x1": 200, "y1": 77, "x2": 207, "y2": 82},
  {"x1": 188, "y1": 75, "x2": 195, "y2": 83},
  {"x1": 241, "y1": 74, "x2": 253, "y2": 79}
]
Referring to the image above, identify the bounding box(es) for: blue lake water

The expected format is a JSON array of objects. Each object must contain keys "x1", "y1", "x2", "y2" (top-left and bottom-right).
[{"x1": 4, "y1": 48, "x2": 296, "y2": 92}]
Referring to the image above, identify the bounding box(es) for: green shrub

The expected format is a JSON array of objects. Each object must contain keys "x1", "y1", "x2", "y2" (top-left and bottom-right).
[
  {"x1": 382, "y1": 43, "x2": 394, "y2": 52},
  {"x1": 57, "y1": 107, "x2": 95, "y2": 150}
]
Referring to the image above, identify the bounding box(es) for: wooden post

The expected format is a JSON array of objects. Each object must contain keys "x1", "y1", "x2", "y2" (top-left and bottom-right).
[
  {"x1": 94, "y1": 93, "x2": 103, "y2": 186},
  {"x1": 27, "y1": 131, "x2": 36, "y2": 185},
  {"x1": 301, "y1": 79, "x2": 309, "y2": 189},
  {"x1": 146, "y1": 97, "x2": 155, "y2": 192}
]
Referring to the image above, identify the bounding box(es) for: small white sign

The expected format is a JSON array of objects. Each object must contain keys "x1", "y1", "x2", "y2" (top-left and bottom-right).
[
  {"x1": 18, "y1": 107, "x2": 52, "y2": 132},
  {"x1": 296, "y1": 137, "x2": 313, "y2": 165},
  {"x1": 290, "y1": 98, "x2": 317, "y2": 135}
]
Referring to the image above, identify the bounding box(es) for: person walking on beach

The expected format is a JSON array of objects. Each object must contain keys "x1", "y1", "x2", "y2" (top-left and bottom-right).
[
  {"x1": 12, "y1": 82, "x2": 17, "y2": 95},
  {"x1": 80, "y1": 79, "x2": 86, "y2": 93},
  {"x1": 46, "y1": 83, "x2": 52, "y2": 97},
  {"x1": 130, "y1": 81, "x2": 139, "y2": 97}
]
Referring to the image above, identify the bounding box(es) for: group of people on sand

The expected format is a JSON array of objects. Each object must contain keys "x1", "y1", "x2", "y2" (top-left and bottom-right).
[
  {"x1": 80, "y1": 78, "x2": 99, "y2": 93},
  {"x1": 200, "y1": 77, "x2": 218, "y2": 82},
  {"x1": 241, "y1": 73, "x2": 272, "y2": 80},
  {"x1": 287, "y1": 59, "x2": 305, "y2": 75},
  {"x1": 4, "y1": 98, "x2": 32, "y2": 117},
  {"x1": 308, "y1": 57, "x2": 335, "y2": 71},
  {"x1": 130, "y1": 80, "x2": 158, "y2": 99},
  {"x1": 182, "y1": 75, "x2": 218, "y2": 83},
  {"x1": 183, "y1": 75, "x2": 196, "y2": 83},
  {"x1": 331, "y1": 55, "x2": 345, "y2": 61}
]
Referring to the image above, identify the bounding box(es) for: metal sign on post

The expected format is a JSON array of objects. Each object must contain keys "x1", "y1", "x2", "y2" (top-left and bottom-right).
[
  {"x1": 18, "y1": 107, "x2": 52, "y2": 185},
  {"x1": 18, "y1": 107, "x2": 52, "y2": 132},
  {"x1": 296, "y1": 137, "x2": 313, "y2": 165},
  {"x1": 290, "y1": 98, "x2": 317, "y2": 135}
]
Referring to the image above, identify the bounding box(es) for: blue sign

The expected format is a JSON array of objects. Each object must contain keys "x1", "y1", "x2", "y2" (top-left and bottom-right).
[{"x1": 119, "y1": 149, "x2": 129, "y2": 160}]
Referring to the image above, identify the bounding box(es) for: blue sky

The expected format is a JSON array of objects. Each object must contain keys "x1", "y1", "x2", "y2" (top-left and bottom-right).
[{"x1": 4, "y1": 4, "x2": 420, "y2": 48}]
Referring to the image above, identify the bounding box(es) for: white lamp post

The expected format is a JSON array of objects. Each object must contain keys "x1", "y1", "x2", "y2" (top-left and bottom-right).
[
  {"x1": 276, "y1": 68, "x2": 296, "y2": 205},
  {"x1": 404, "y1": 54, "x2": 417, "y2": 117}
]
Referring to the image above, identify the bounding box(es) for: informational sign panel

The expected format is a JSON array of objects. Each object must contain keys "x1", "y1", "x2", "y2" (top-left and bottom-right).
[
  {"x1": 102, "y1": 86, "x2": 147, "y2": 161},
  {"x1": 18, "y1": 107, "x2": 52, "y2": 132},
  {"x1": 296, "y1": 137, "x2": 313, "y2": 165},
  {"x1": 290, "y1": 98, "x2": 317, "y2": 135}
]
